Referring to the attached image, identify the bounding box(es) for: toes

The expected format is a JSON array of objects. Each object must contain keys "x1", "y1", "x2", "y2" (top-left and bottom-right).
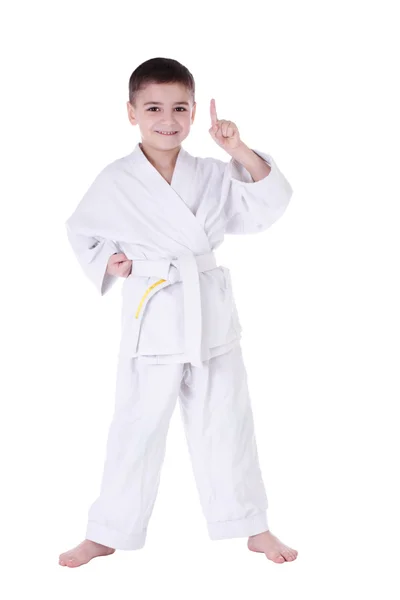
[
  {"x1": 281, "y1": 548, "x2": 295, "y2": 561},
  {"x1": 67, "y1": 558, "x2": 79, "y2": 568},
  {"x1": 268, "y1": 551, "x2": 286, "y2": 563},
  {"x1": 59, "y1": 557, "x2": 74, "y2": 567}
]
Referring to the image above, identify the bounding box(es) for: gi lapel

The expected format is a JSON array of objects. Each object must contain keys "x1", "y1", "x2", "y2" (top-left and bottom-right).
[{"x1": 131, "y1": 143, "x2": 210, "y2": 254}]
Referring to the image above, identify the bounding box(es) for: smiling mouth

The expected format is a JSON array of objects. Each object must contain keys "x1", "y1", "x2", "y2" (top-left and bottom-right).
[{"x1": 155, "y1": 131, "x2": 178, "y2": 135}]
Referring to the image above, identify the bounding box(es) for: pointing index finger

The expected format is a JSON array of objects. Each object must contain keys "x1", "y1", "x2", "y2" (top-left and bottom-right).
[{"x1": 210, "y1": 98, "x2": 218, "y2": 125}]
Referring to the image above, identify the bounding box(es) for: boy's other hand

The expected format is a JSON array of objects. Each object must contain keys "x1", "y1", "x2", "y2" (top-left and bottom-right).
[{"x1": 107, "y1": 253, "x2": 132, "y2": 278}]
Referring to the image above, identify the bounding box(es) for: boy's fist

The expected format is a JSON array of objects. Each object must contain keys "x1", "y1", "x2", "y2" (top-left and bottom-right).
[{"x1": 107, "y1": 252, "x2": 132, "y2": 277}]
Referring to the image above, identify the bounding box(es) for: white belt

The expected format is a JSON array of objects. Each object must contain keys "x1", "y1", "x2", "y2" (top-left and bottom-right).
[{"x1": 130, "y1": 252, "x2": 217, "y2": 367}]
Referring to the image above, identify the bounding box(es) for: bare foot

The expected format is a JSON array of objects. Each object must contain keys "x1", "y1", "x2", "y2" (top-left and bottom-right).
[
  {"x1": 247, "y1": 530, "x2": 298, "y2": 563},
  {"x1": 59, "y1": 539, "x2": 115, "y2": 568}
]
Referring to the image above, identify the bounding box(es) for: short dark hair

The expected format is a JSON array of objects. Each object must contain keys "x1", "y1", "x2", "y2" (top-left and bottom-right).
[{"x1": 128, "y1": 57, "x2": 195, "y2": 106}]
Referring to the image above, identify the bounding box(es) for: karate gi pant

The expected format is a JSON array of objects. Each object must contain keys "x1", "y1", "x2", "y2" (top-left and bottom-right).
[{"x1": 86, "y1": 343, "x2": 269, "y2": 550}]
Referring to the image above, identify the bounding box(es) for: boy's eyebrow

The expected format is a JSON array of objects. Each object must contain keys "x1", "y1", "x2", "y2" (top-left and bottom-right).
[{"x1": 143, "y1": 101, "x2": 190, "y2": 106}]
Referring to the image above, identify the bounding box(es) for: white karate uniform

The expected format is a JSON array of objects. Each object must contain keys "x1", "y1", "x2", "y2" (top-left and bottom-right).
[{"x1": 65, "y1": 142, "x2": 293, "y2": 548}]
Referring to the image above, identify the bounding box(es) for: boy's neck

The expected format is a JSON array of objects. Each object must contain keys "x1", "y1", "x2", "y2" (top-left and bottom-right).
[{"x1": 139, "y1": 141, "x2": 181, "y2": 171}]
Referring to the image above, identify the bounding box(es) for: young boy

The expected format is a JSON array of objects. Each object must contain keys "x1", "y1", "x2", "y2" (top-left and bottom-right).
[{"x1": 60, "y1": 57, "x2": 298, "y2": 567}]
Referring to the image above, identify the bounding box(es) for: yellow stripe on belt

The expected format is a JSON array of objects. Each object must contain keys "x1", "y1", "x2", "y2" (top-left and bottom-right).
[{"x1": 135, "y1": 279, "x2": 166, "y2": 319}]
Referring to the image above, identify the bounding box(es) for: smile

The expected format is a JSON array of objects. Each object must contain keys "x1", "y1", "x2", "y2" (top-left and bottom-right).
[{"x1": 156, "y1": 131, "x2": 178, "y2": 135}]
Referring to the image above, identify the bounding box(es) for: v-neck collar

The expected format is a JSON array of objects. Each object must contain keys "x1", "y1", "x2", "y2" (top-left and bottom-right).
[
  {"x1": 128, "y1": 141, "x2": 211, "y2": 253},
  {"x1": 133, "y1": 142, "x2": 185, "y2": 189}
]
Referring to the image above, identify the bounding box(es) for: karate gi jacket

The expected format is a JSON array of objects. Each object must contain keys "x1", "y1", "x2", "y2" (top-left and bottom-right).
[{"x1": 65, "y1": 142, "x2": 293, "y2": 366}]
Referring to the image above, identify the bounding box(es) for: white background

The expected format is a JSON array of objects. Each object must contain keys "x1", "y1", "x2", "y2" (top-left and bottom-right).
[{"x1": 1, "y1": 0, "x2": 399, "y2": 597}]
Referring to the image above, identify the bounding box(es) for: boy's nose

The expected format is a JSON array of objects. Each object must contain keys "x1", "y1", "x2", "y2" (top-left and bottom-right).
[{"x1": 160, "y1": 112, "x2": 178, "y2": 122}]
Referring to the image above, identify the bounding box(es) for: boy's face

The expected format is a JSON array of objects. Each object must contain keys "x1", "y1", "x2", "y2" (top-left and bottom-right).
[{"x1": 126, "y1": 82, "x2": 196, "y2": 149}]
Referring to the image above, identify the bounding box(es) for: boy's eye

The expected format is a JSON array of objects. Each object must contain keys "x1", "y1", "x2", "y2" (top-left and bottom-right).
[{"x1": 147, "y1": 107, "x2": 187, "y2": 111}]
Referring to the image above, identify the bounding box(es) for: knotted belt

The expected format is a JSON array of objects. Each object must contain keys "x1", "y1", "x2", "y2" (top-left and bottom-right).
[{"x1": 130, "y1": 252, "x2": 217, "y2": 367}]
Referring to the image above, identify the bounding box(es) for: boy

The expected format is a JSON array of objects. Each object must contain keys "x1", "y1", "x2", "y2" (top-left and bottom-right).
[{"x1": 60, "y1": 57, "x2": 298, "y2": 567}]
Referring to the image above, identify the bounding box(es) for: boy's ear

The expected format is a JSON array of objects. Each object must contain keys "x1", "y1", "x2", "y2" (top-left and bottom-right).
[
  {"x1": 191, "y1": 102, "x2": 197, "y2": 124},
  {"x1": 126, "y1": 101, "x2": 137, "y2": 125}
]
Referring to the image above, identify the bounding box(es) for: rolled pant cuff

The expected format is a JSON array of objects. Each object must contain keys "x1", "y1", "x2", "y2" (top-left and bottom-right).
[
  {"x1": 207, "y1": 511, "x2": 269, "y2": 540},
  {"x1": 86, "y1": 520, "x2": 147, "y2": 550}
]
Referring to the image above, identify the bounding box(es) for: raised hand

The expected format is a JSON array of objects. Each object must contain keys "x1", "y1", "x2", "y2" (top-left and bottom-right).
[{"x1": 208, "y1": 98, "x2": 242, "y2": 152}]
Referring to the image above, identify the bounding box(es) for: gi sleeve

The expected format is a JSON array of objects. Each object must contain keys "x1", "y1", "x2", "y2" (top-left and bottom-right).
[
  {"x1": 65, "y1": 225, "x2": 121, "y2": 296},
  {"x1": 222, "y1": 150, "x2": 293, "y2": 234}
]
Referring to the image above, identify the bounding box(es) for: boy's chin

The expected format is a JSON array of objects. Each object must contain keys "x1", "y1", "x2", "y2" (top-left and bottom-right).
[{"x1": 143, "y1": 132, "x2": 188, "y2": 147}]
